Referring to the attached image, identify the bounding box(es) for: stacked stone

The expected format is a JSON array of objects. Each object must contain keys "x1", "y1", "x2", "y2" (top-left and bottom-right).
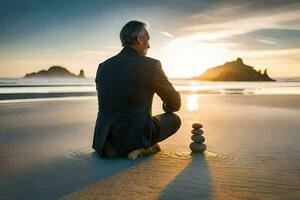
[{"x1": 190, "y1": 123, "x2": 206, "y2": 153}]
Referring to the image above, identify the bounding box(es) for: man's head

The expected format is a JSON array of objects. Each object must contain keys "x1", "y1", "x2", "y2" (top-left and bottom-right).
[{"x1": 120, "y1": 21, "x2": 150, "y2": 56}]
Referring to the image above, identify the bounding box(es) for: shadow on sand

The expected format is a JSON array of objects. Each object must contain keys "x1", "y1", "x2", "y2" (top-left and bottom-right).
[
  {"x1": 159, "y1": 153, "x2": 213, "y2": 200},
  {"x1": 0, "y1": 151, "x2": 148, "y2": 200}
]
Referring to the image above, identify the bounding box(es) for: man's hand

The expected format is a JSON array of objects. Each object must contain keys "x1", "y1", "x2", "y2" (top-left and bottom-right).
[{"x1": 163, "y1": 102, "x2": 175, "y2": 113}]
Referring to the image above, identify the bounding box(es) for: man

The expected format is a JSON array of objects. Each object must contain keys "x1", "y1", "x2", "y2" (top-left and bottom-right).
[{"x1": 92, "y1": 20, "x2": 181, "y2": 159}]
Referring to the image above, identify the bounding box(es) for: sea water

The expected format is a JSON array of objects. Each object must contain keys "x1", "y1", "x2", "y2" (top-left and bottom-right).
[{"x1": 1, "y1": 78, "x2": 300, "y2": 100}]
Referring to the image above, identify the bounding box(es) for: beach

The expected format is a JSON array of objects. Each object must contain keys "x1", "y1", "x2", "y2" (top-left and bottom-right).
[
  {"x1": 1, "y1": 94, "x2": 300, "y2": 199},
  {"x1": 2, "y1": 0, "x2": 300, "y2": 199}
]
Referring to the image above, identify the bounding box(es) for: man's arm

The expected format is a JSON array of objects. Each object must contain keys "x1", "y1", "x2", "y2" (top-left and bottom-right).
[{"x1": 152, "y1": 60, "x2": 181, "y2": 112}]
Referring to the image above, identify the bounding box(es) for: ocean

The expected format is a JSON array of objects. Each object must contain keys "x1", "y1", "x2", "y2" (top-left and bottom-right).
[{"x1": 1, "y1": 78, "x2": 300, "y2": 101}]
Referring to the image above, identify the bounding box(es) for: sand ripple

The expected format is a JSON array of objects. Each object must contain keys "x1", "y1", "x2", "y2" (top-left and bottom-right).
[
  {"x1": 65, "y1": 147, "x2": 93, "y2": 160},
  {"x1": 159, "y1": 150, "x2": 236, "y2": 163}
]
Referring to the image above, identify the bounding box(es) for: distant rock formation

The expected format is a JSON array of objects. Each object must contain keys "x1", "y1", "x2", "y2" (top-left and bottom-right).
[
  {"x1": 24, "y1": 66, "x2": 86, "y2": 78},
  {"x1": 192, "y1": 58, "x2": 275, "y2": 81},
  {"x1": 78, "y1": 69, "x2": 85, "y2": 78}
]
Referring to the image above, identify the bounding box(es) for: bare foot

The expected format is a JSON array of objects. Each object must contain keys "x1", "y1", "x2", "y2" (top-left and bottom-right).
[
  {"x1": 127, "y1": 144, "x2": 161, "y2": 160},
  {"x1": 127, "y1": 148, "x2": 147, "y2": 160}
]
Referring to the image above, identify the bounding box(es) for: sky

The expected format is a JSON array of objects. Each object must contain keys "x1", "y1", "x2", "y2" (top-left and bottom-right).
[{"x1": 1, "y1": 0, "x2": 300, "y2": 78}]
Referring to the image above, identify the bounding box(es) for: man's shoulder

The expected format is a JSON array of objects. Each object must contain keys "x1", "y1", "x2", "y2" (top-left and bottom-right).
[
  {"x1": 97, "y1": 54, "x2": 160, "y2": 69},
  {"x1": 95, "y1": 55, "x2": 118, "y2": 79},
  {"x1": 138, "y1": 55, "x2": 160, "y2": 67},
  {"x1": 99, "y1": 55, "x2": 118, "y2": 66}
]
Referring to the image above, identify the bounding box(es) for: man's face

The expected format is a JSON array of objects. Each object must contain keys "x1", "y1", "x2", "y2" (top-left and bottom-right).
[{"x1": 137, "y1": 28, "x2": 150, "y2": 56}]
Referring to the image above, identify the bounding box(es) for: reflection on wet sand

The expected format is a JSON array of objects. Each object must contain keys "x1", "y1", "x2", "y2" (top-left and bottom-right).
[{"x1": 187, "y1": 94, "x2": 199, "y2": 111}]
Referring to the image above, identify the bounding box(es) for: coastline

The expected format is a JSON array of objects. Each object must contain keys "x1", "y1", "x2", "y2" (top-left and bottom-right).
[
  {"x1": 1, "y1": 79, "x2": 300, "y2": 101},
  {"x1": 0, "y1": 92, "x2": 96, "y2": 101}
]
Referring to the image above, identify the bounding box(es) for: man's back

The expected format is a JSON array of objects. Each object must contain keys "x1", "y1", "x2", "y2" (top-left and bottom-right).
[
  {"x1": 93, "y1": 46, "x2": 180, "y2": 156},
  {"x1": 96, "y1": 47, "x2": 155, "y2": 116}
]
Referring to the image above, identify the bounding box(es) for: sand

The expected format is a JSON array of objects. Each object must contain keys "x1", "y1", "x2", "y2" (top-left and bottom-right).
[{"x1": 1, "y1": 95, "x2": 300, "y2": 200}]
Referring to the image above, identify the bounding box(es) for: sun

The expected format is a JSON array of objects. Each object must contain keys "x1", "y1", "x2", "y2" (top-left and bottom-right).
[{"x1": 159, "y1": 38, "x2": 234, "y2": 78}]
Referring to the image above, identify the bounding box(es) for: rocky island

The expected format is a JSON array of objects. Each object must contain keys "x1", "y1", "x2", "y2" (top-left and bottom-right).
[
  {"x1": 24, "y1": 66, "x2": 86, "y2": 78},
  {"x1": 192, "y1": 58, "x2": 275, "y2": 81}
]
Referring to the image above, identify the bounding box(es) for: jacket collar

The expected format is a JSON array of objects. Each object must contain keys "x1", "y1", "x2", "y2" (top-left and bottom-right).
[{"x1": 119, "y1": 46, "x2": 140, "y2": 56}]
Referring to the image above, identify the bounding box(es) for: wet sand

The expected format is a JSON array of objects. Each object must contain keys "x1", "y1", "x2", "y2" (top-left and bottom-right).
[{"x1": 1, "y1": 95, "x2": 300, "y2": 199}]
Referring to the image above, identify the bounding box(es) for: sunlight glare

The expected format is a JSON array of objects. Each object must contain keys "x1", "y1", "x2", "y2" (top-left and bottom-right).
[
  {"x1": 160, "y1": 38, "x2": 234, "y2": 78},
  {"x1": 187, "y1": 94, "x2": 199, "y2": 111}
]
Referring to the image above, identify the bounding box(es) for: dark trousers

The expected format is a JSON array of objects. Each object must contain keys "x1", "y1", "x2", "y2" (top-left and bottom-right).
[
  {"x1": 104, "y1": 112, "x2": 181, "y2": 155},
  {"x1": 150, "y1": 113, "x2": 181, "y2": 146}
]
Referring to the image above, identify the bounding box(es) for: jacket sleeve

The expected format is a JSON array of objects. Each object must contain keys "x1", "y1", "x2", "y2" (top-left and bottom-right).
[{"x1": 152, "y1": 60, "x2": 181, "y2": 112}]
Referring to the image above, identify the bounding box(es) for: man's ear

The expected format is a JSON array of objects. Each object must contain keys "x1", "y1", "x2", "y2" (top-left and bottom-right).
[{"x1": 136, "y1": 36, "x2": 143, "y2": 45}]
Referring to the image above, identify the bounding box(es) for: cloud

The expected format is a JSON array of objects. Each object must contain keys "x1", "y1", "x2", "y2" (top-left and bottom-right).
[
  {"x1": 257, "y1": 39, "x2": 278, "y2": 45},
  {"x1": 181, "y1": 11, "x2": 300, "y2": 41},
  {"x1": 159, "y1": 31, "x2": 175, "y2": 38},
  {"x1": 237, "y1": 48, "x2": 300, "y2": 57},
  {"x1": 179, "y1": 1, "x2": 300, "y2": 42}
]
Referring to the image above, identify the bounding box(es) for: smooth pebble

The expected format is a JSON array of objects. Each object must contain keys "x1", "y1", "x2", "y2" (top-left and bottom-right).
[
  {"x1": 191, "y1": 135, "x2": 205, "y2": 143},
  {"x1": 192, "y1": 123, "x2": 203, "y2": 129},
  {"x1": 190, "y1": 142, "x2": 207, "y2": 153},
  {"x1": 191, "y1": 129, "x2": 204, "y2": 135}
]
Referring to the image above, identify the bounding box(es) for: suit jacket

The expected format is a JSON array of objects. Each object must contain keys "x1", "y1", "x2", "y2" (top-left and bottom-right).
[{"x1": 92, "y1": 46, "x2": 181, "y2": 156}]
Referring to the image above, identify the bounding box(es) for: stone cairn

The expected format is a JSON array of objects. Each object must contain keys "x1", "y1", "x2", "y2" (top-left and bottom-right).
[{"x1": 190, "y1": 123, "x2": 206, "y2": 153}]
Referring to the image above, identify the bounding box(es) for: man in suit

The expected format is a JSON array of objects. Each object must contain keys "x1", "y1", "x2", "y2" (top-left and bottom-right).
[{"x1": 93, "y1": 21, "x2": 181, "y2": 159}]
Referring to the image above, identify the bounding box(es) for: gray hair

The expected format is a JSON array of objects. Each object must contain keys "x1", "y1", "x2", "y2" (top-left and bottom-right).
[{"x1": 119, "y1": 21, "x2": 148, "y2": 47}]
